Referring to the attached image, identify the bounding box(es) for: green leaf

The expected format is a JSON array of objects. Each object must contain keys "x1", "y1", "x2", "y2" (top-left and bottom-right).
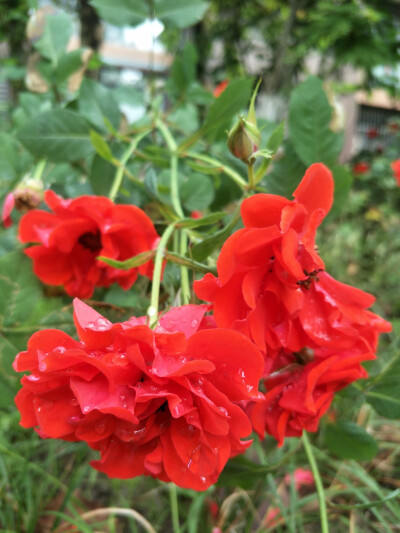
[
  {"x1": 266, "y1": 120, "x2": 285, "y2": 153},
  {"x1": 0, "y1": 252, "x2": 41, "y2": 330},
  {"x1": 17, "y1": 109, "x2": 93, "y2": 163},
  {"x1": 181, "y1": 174, "x2": 215, "y2": 211},
  {"x1": 191, "y1": 210, "x2": 240, "y2": 262},
  {"x1": 155, "y1": 0, "x2": 209, "y2": 28},
  {"x1": 78, "y1": 78, "x2": 121, "y2": 133},
  {"x1": 289, "y1": 76, "x2": 343, "y2": 166},
  {"x1": 89, "y1": 154, "x2": 116, "y2": 196},
  {"x1": 366, "y1": 353, "x2": 400, "y2": 418},
  {"x1": 323, "y1": 421, "x2": 378, "y2": 461},
  {"x1": 177, "y1": 212, "x2": 225, "y2": 228},
  {"x1": 54, "y1": 49, "x2": 84, "y2": 84},
  {"x1": 203, "y1": 78, "x2": 253, "y2": 140},
  {"x1": 264, "y1": 141, "x2": 307, "y2": 198},
  {"x1": 0, "y1": 133, "x2": 22, "y2": 186},
  {"x1": 90, "y1": 130, "x2": 113, "y2": 161},
  {"x1": 90, "y1": 0, "x2": 148, "y2": 26},
  {"x1": 34, "y1": 12, "x2": 74, "y2": 65},
  {"x1": 217, "y1": 455, "x2": 272, "y2": 489},
  {"x1": 326, "y1": 164, "x2": 352, "y2": 220}
]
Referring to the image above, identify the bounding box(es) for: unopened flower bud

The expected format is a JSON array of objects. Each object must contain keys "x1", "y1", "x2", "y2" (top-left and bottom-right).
[{"x1": 227, "y1": 116, "x2": 261, "y2": 162}]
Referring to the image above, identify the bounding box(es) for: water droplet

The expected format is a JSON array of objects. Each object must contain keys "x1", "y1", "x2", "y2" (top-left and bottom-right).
[
  {"x1": 192, "y1": 378, "x2": 203, "y2": 389},
  {"x1": 82, "y1": 406, "x2": 90, "y2": 413},
  {"x1": 119, "y1": 394, "x2": 127, "y2": 402},
  {"x1": 68, "y1": 415, "x2": 81, "y2": 424},
  {"x1": 38, "y1": 361, "x2": 47, "y2": 371},
  {"x1": 135, "y1": 382, "x2": 143, "y2": 388},
  {"x1": 200, "y1": 476, "x2": 207, "y2": 484},
  {"x1": 191, "y1": 319, "x2": 198, "y2": 328},
  {"x1": 53, "y1": 346, "x2": 66, "y2": 354},
  {"x1": 37, "y1": 406, "x2": 42, "y2": 413},
  {"x1": 113, "y1": 353, "x2": 127, "y2": 364},
  {"x1": 147, "y1": 306, "x2": 157, "y2": 317},
  {"x1": 179, "y1": 423, "x2": 196, "y2": 437},
  {"x1": 123, "y1": 402, "x2": 128, "y2": 408},
  {"x1": 218, "y1": 406, "x2": 228, "y2": 416},
  {"x1": 27, "y1": 374, "x2": 40, "y2": 382},
  {"x1": 95, "y1": 422, "x2": 106, "y2": 435}
]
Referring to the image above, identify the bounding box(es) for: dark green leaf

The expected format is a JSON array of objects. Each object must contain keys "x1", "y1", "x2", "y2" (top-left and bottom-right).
[
  {"x1": 155, "y1": 0, "x2": 209, "y2": 28},
  {"x1": 264, "y1": 141, "x2": 307, "y2": 198},
  {"x1": 217, "y1": 455, "x2": 271, "y2": 489},
  {"x1": 326, "y1": 164, "x2": 352, "y2": 220},
  {"x1": 90, "y1": 0, "x2": 148, "y2": 26},
  {"x1": 191, "y1": 210, "x2": 240, "y2": 261},
  {"x1": 366, "y1": 353, "x2": 400, "y2": 418},
  {"x1": 54, "y1": 49, "x2": 84, "y2": 84},
  {"x1": 17, "y1": 109, "x2": 93, "y2": 162},
  {"x1": 181, "y1": 174, "x2": 215, "y2": 211},
  {"x1": 89, "y1": 154, "x2": 115, "y2": 196},
  {"x1": 266, "y1": 120, "x2": 285, "y2": 153},
  {"x1": 323, "y1": 421, "x2": 378, "y2": 461},
  {"x1": 289, "y1": 76, "x2": 342, "y2": 166}
]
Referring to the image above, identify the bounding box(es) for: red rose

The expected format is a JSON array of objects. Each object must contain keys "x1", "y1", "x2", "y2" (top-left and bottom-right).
[
  {"x1": 352, "y1": 162, "x2": 370, "y2": 175},
  {"x1": 195, "y1": 163, "x2": 390, "y2": 442},
  {"x1": 391, "y1": 159, "x2": 400, "y2": 186},
  {"x1": 13, "y1": 300, "x2": 263, "y2": 490},
  {"x1": 19, "y1": 191, "x2": 160, "y2": 298},
  {"x1": 250, "y1": 340, "x2": 375, "y2": 445}
]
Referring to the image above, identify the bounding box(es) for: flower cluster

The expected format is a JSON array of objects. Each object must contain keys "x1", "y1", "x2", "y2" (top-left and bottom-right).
[
  {"x1": 13, "y1": 299, "x2": 263, "y2": 490},
  {"x1": 19, "y1": 191, "x2": 160, "y2": 298},
  {"x1": 195, "y1": 163, "x2": 391, "y2": 444}
]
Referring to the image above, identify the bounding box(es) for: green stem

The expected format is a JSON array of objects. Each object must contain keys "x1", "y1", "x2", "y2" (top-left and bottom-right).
[
  {"x1": 164, "y1": 250, "x2": 216, "y2": 275},
  {"x1": 169, "y1": 483, "x2": 181, "y2": 533},
  {"x1": 148, "y1": 223, "x2": 176, "y2": 327},
  {"x1": 155, "y1": 118, "x2": 184, "y2": 218},
  {"x1": 185, "y1": 151, "x2": 248, "y2": 189},
  {"x1": 302, "y1": 432, "x2": 330, "y2": 533},
  {"x1": 179, "y1": 230, "x2": 191, "y2": 305},
  {"x1": 33, "y1": 159, "x2": 46, "y2": 181},
  {"x1": 109, "y1": 130, "x2": 150, "y2": 201},
  {"x1": 247, "y1": 161, "x2": 255, "y2": 188}
]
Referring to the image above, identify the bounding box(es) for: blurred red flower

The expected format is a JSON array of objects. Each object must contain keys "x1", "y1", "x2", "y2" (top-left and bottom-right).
[
  {"x1": 13, "y1": 300, "x2": 263, "y2": 490},
  {"x1": 391, "y1": 159, "x2": 400, "y2": 186},
  {"x1": 195, "y1": 163, "x2": 390, "y2": 443},
  {"x1": 285, "y1": 468, "x2": 314, "y2": 490},
  {"x1": 352, "y1": 162, "x2": 370, "y2": 175},
  {"x1": 367, "y1": 127, "x2": 378, "y2": 139},
  {"x1": 213, "y1": 80, "x2": 229, "y2": 98},
  {"x1": 2, "y1": 193, "x2": 15, "y2": 228},
  {"x1": 19, "y1": 191, "x2": 160, "y2": 298}
]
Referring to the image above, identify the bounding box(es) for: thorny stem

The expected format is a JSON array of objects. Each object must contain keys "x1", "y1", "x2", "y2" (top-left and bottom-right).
[
  {"x1": 185, "y1": 151, "x2": 248, "y2": 190},
  {"x1": 169, "y1": 483, "x2": 181, "y2": 533},
  {"x1": 109, "y1": 130, "x2": 151, "y2": 201},
  {"x1": 179, "y1": 230, "x2": 191, "y2": 304},
  {"x1": 155, "y1": 118, "x2": 184, "y2": 218},
  {"x1": 148, "y1": 223, "x2": 176, "y2": 327},
  {"x1": 302, "y1": 431, "x2": 330, "y2": 533}
]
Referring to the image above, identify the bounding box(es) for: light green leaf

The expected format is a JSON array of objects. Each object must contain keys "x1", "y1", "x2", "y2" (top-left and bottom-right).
[
  {"x1": 34, "y1": 12, "x2": 74, "y2": 65},
  {"x1": 78, "y1": 78, "x2": 121, "y2": 133},
  {"x1": 17, "y1": 109, "x2": 93, "y2": 162},
  {"x1": 289, "y1": 76, "x2": 343, "y2": 166},
  {"x1": 90, "y1": 130, "x2": 113, "y2": 161},
  {"x1": 264, "y1": 141, "x2": 307, "y2": 198},
  {"x1": 90, "y1": 0, "x2": 148, "y2": 26},
  {"x1": 156, "y1": 0, "x2": 209, "y2": 28},
  {"x1": 366, "y1": 353, "x2": 400, "y2": 418},
  {"x1": 177, "y1": 212, "x2": 225, "y2": 228},
  {"x1": 181, "y1": 174, "x2": 215, "y2": 211}
]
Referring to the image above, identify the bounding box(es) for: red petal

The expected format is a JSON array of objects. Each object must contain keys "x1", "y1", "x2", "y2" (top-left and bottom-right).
[
  {"x1": 293, "y1": 164, "x2": 333, "y2": 217},
  {"x1": 241, "y1": 194, "x2": 292, "y2": 228}
]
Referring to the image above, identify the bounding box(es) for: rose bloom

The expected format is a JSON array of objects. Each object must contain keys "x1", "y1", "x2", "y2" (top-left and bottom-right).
[
  {"x1": 195, "y1": 163, "x2": 391, "y2": 442},
  {"x1": 391, "y1": 159, "x2": 400, "y2": 186},
  {"x1": 352, "y1": 162, "x2": 370, "y2": 175},
  {"x1": 19, "y1": 191, "x2": 160, "y2": 298},
  {"x1": 13, "y1": 300, "x2": 263, "y2": 490}
]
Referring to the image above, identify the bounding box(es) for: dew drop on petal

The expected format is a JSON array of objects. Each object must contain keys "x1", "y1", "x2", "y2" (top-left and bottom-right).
[
  {"x1": 218, "y1": 406, "x2": 228, "y2": 416},
  {"x1": 191, "y1": 319, "x2": 198, "y2": 328},
  {"x1": 82, "y1": 406, "x2": 90, "y2": 413},
  {"x1": 95, "y1": 422, "x2": 106, "y2": 435},
  {"x1": 53, "y1": 346, "x2": 66, "y2": 354},
  {"x1": 69, "y1": 397, "x2": 79, "y2": 407}
]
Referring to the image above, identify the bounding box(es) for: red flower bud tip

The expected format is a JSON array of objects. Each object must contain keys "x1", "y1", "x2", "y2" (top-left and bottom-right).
[
  {"x1": 367, "y1": 127, "x2": 378, "y2": 139},
  {"x1": 213, "y1": 80, "x2": 229, "y2": 98},
  {"x1": 391, "y1": 159, "x2": 400, "y2": 186},
  {"x1": 191, "y1": 210, "x2": 203, "y2": 219},
  {"x1": 2, "y1": 193, "x2": 15, "y2": 228},
  {"x1": 352, "y1": 162, "x2": 370, "y2": 175}
]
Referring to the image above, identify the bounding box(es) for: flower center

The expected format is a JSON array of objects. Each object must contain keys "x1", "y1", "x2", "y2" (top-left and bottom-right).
[{"x1": 78, "y1": 230, "x2": 102, "y2": 252}]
